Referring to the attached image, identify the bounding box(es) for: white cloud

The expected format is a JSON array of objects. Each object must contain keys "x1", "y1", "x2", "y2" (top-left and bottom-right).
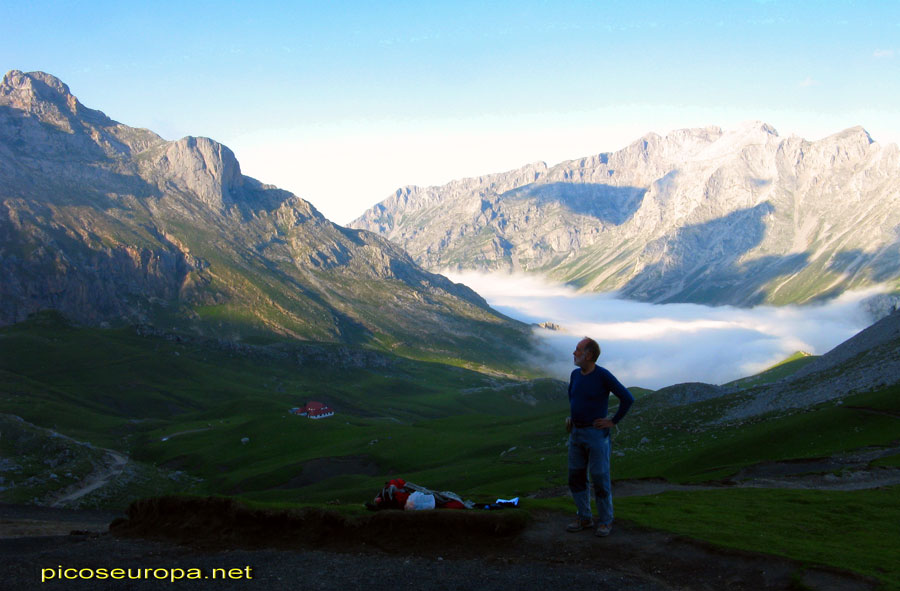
[
  {"x1": 873, "y1": 49, "x2": 895, "y2": 59},
  {"x1": 447, "y1": 271, "x2": 879, "y2": 390}
]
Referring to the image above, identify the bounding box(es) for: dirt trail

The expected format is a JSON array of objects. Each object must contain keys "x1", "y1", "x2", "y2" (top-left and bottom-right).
[
  {"x1": 160, "y1": 427, "x2": 211, "y2": 441},
  {"x1": 540, "y1": 444, "x2": 900, "y2": 499},
  {"x1": 49, "y1": 449, "x2": 128, "y2": 507},
  {"x1": 532, "y1": 466, "x2": 900, "y2": 501},
  {"x1": 613, "y1": 467, "x2": 900, "y2": 497}
]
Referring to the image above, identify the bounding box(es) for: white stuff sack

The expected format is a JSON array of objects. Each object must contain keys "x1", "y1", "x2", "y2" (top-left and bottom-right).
[{"x1": 404, "y1": 491, "x2": 436, "y2": 510}]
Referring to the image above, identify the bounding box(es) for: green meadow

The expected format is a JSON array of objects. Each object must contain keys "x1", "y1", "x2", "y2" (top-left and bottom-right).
[
  {"x1": 613, "y1": 486, "x2": 900, "y2": 589},
  {"x1": 723, "y1": 351, "x2": 819, "y2": 390},
  {"x1": 2, "y1": 313, "x2": 899, "y2": 588}
]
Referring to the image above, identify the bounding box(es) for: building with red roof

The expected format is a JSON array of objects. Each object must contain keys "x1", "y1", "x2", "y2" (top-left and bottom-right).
[{"x1": 290, "y1": 401, "x2": 334, "y2": 419}]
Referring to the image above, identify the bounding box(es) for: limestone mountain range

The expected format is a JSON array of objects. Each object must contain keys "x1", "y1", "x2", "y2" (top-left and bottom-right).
[
  {"x1": 351, "y1": 122, "x2": 900, "y2": 306},
  {"x1": 0, "y1": 70, "x2": 530, "y2": 366}
]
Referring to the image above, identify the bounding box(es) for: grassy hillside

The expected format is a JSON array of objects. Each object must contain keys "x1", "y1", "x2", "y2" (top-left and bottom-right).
[
  {"x1": 608, "y1": 380, "x2": 900, "y2": 589},
  {"x1": 0, "y1": 313, "x2": 569, "y2": 506},
  {"x1": 612, "y1": 384, "x2": 900, "y2": 482},
  {"x1": 3, "y1": 313, "x2": 899, "y2": 587},
  {"x1": 3, "y1": 313, "x2": 897, "y2": 501},
  {"x1": 723, "y1": 351, "x2": 819, "y2": 389},
  {"x1": 617, "y1": 486, "x2": 900, "y2": 589}
]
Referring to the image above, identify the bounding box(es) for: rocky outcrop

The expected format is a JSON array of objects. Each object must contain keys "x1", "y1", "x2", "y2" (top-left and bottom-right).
[
  {"x1": 147, "y1": 137, "x2": 244, "y2": 210},
  {"x1": 0, "y1": 70, "x2": 531, "y2": 365},
  {"x1": 351, "y1": 122, "x2": 900, "y2": 307}
]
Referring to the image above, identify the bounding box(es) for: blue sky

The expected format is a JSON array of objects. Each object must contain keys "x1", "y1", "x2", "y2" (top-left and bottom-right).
[{"x1": 3, "y1": 1, "x2": 899, "y2": 223}]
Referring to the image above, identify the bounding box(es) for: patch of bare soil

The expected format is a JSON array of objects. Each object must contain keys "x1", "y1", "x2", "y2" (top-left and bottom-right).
[{"x1": 274, "y1": 456, "x2": 381, "y2": 489}]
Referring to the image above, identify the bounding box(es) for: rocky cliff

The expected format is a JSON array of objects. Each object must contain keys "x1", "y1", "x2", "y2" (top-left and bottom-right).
[
  {"x1": 0, "y1": 70, "x2": 531, "y2": 366},
  {"x1": 351, "y1": 122, "x2": 900, "y2": 306}
]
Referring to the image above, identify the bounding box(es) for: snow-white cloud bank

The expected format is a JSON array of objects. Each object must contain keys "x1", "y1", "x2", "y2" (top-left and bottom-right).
[{"x1": 446, "y1": 272, "x2": 881, "y2": 390}]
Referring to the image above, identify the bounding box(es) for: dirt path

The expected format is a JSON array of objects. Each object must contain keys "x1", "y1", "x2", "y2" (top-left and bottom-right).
[
  {"x1": 531, "y1": 466, "x2": 900, "y2": 501},
  {"x1": 49, "y1": 449, "x2": 128, "y2": 508},
  {"x1": 160, "y1": 427, "x2": 211, "y2": 442},
  {"x1": 612, "y1": 467, "x2": 900, "y2": 497},
  {"x1": 540, "y1": 444, "x2": 900, "y2": 499}
]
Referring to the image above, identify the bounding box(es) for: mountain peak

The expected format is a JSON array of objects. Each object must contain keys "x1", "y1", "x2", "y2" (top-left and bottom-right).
[
  {"x1": 2, "y1": 70, "x2": 75, "y2": 110},
  {"x1": 828, "y1": 125, "x2": 874, "y2": 144},
  {"x1": 735, "y1": 120, "x2": 779, "y2": 136},
  {"x1": 1, "y1": 71, "x2": 532, "y2": 367},
  {"x1": 1, "y1": 70, "x2": 72, "y2": 97},
  {"x1": 353, "y1": 122, "x2": 900, "y2": 308},
  {"x1": 1, "y1": 69, "x2": 112, "y2": 128}
]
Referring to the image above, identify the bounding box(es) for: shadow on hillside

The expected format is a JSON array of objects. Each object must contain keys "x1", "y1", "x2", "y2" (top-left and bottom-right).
[
  {"x1": 501, "y1": 182, "x2": 646, "y2": 226},
  {"x1": 620, "y1": 202, "x2": 813, "y2": 306},
  {"x1": 827, "y1": 239, "x2": 900, "y2": 284},
  {"x1": 0, "y1": 106, "x2": 165, "y2": 209}
]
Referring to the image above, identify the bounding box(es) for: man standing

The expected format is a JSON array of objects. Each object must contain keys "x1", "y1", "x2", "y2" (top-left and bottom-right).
[{"x1": 565, "y1": 337, "x2": 634, "y2": 537}]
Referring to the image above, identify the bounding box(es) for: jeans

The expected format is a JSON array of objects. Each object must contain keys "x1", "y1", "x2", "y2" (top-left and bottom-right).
[{"x1": 567, "y1": 426, "x2": 613, "y2": 524}]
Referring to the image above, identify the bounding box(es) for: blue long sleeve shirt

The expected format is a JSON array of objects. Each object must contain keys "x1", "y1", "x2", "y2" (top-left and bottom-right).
[{"x1": 568, "y1": 366, "x2": 634, "y2": 425}]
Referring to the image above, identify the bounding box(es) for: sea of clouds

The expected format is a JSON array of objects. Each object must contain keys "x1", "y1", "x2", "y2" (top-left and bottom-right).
[{"x1": 446, "y1": 272, "x2": 882, "y2": 390}]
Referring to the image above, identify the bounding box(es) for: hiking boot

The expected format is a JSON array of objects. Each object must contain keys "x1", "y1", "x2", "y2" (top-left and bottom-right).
[
  {"x1": 566, "y1": 517, "x2": 593, "y2": 532},
  {"x1": 595, "y1": 523, "x2": 612, "y2": 537}
]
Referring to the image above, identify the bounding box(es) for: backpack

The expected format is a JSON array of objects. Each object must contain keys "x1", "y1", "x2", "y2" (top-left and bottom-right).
[{"x1": 367, "y1": 478, "x2": 410, "y2": 510}]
